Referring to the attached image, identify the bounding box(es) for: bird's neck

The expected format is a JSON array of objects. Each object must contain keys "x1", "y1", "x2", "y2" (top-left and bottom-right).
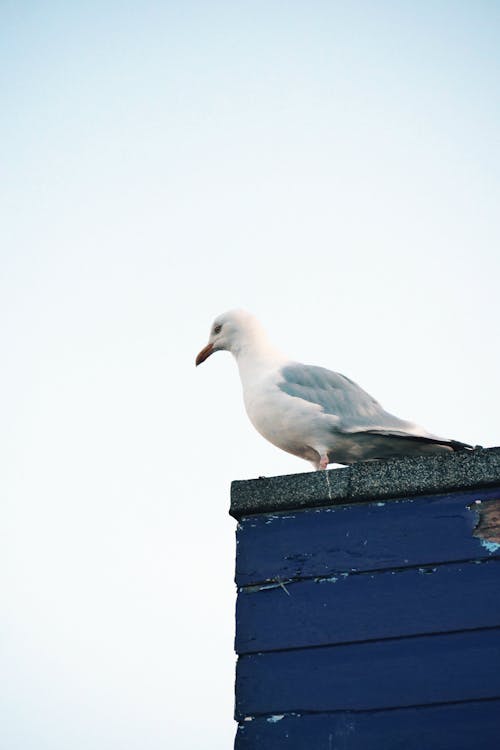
[{"x1": 234, "y1": 336, "x2": 287, "y2": 384}]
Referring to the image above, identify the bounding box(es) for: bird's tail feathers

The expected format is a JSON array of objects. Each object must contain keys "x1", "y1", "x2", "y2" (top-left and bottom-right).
[{"x1": 363, "y1": 429, "x2": 474, "y2": 452}]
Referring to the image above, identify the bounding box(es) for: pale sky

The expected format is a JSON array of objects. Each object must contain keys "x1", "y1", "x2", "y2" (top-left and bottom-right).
[{"x1": 1, "y1": 3, "x2": 499, "y2": 749}]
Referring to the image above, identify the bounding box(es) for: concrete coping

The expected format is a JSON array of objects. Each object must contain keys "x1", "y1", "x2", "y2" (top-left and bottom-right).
[{"x1": 229, "y1": 446, "x2": 500, "y2": 519}]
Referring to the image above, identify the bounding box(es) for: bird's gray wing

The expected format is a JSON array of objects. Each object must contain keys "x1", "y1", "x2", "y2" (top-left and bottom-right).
[{"x1": 279, "y1": 363, "x2": 416, "y2": 434}]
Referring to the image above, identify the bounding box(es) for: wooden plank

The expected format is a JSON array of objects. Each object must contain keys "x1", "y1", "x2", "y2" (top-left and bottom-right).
[
  {"x1": 235, "y1": 487, "x2": 500, "y2": 586},
  {"x1": 236, "y1": 559, "x2": 500, "y2": 653},
  {"x1": 235, "y1": 699, "x2": 500, "y2": 749},
  {"x1": 235, "y1": 627, "x2": 500, "y2": 717}
]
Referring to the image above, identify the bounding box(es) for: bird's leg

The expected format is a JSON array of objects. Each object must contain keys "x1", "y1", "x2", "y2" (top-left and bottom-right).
[{"x1": 318, "y1": 454, "x2": 329, "y2": 471}]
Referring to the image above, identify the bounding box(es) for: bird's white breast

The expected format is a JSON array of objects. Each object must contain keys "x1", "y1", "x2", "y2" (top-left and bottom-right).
[{"x1": 240, "y1": 368, "x2": 335, "y2": 460}]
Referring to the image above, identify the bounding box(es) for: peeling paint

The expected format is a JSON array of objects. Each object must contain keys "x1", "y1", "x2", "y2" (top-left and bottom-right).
[
  {"x1": 245, "y1": 580, "x2": 293, "y2": 593},
  {"x1": 267, "y1": 714, "x2": 285, "y2": 723},
  {"x1": 479, "y1": 538, "x2": 500, "y2": 554},
  {"x1": 470, "y1": 498, "x2": 500, "y2": 553},
  {"x1": 276, "y1": 578, "x2": 291, "y2": 596},
  {"x1": 262, "y1": 513, "x2": 297, "y2": 524}
]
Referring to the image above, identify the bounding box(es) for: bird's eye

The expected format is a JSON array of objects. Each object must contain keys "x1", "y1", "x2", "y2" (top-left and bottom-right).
[{"x1": 214, "y1": 324, "x2": 222, "y2": 335}]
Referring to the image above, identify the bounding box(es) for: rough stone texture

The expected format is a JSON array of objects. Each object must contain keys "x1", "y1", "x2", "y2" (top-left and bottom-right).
[{"x1": 230, "y1": 446, "x2": 500, "y2": 519}]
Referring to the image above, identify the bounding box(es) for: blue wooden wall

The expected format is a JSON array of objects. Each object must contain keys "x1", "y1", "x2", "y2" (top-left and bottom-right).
[{"x1": 234, "y1": 486, "x2": 500, "y2": 749}]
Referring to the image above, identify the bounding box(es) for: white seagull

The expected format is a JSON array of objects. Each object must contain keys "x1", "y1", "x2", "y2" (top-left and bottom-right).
[{"x1": 195, "y1": 309, "x2": 471, "y2": 470}]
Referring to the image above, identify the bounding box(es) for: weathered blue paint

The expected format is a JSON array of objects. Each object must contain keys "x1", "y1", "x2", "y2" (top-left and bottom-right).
[
  {"x1": 235, "y1": 700, "x2": 500, "y2": 749},
  {"x1": 236, "y1": 559, "x2": 500, "y2": 653},
  {"x1": 480, "y1": 539, "x2": 500, "y2": 553},
  {"x1": 234, "y1": 481, "x2": 500, "y2": 747},
  {"x1": 236, "y1": 627, "x2": 500, "y2": 717},
  {"x1": 235, "y1": 486, "x2": 500, "y2": 586}
]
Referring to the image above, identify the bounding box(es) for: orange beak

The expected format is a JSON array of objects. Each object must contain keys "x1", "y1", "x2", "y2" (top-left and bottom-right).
[{"x1": 195, "y1": 342, "x2": 214, "y2": 366}]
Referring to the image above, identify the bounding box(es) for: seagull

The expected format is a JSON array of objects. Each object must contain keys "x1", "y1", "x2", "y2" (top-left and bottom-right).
[{"x1": 195, "y1": 309, "x2": 471, "y2": 469}]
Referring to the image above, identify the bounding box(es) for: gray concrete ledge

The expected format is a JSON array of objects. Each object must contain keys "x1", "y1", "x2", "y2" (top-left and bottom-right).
[{"x1": 230, "y1": 447, "x2": 500, "y2": 519}]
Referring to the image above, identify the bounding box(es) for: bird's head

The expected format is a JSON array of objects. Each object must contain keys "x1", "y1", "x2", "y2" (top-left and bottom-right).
[{"x1": 195, "y1": 309, "x2": 264, "y2": 365}]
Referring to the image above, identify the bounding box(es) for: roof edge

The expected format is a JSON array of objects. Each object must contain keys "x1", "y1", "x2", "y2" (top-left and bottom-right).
[{"x1": 230, "y1": 446, "x2": 500, "y2": 519}]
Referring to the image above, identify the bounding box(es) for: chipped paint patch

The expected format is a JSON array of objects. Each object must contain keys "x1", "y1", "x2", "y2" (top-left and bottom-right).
[
  {"x1": 244, "y1": 579, "x2": 293, "y2": 594},
  {"x1": 479, "y1": 538, "x2": 500, "y2": 554},
  {"x1": 470, "y1": 498, "x2": 500, "y2": 553},
  {"x1": 267, "y1": 714, "x2": 285, "y2": 723}
]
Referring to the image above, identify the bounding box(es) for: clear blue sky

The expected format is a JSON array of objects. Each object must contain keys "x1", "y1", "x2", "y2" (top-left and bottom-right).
[{"x1": 1, "y1": 3, "x2": 499, "y2": 748}]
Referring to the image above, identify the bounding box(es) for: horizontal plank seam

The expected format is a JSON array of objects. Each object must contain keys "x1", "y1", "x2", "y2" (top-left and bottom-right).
[
  {"x1": 235, "y1": 491, "x2": 453, "y2": 518},
  {"x1": 236, "y1": 624, "x2": 500, "y2": 657},
  {"x1": 237, "y1": 554, "x2": 500, "y2": 592},
  {"x1": 236, "y1": 695, "x2": 500, "y2": 722}
]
